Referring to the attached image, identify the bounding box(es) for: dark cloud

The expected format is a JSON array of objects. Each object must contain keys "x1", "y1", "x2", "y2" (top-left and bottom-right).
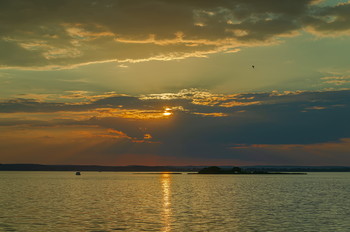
[
  {"x1": 1, "y1": 89, "x2": 349, "y2": 164},
  {"x1": 1, "y1": 0, "x2": 347, "y2": 68},
  {"x1": 303, "y1": 2, "x2": 350, "y2": 35}
]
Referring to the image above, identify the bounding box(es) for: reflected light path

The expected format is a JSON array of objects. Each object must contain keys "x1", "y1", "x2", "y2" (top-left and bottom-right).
[{"x1": 161, "y1": 173, "x2": 172, "y2": 232}]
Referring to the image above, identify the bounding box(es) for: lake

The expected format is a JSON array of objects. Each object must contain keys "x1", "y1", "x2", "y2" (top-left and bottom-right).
[{"x1": 0, "y1": 172, "x2": 349, "y2": 231}]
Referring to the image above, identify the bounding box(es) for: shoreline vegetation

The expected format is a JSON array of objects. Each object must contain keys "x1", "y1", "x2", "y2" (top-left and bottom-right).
[
  {"x1": 196, "y1": 166, "x2": 307, "y2": 175},
  {"x1": 0, "y1": 164, "x2": 349, "y2": 172}
]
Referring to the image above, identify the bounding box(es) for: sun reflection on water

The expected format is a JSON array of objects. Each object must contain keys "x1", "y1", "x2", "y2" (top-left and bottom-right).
[{"x1": 161, "y1": 173, "x2": 172, "y2": 232}]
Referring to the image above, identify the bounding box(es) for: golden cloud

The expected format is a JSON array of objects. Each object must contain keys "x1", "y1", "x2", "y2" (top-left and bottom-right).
[{"x1": 1, "y1": 0, "x2": 337, "y2": 69}]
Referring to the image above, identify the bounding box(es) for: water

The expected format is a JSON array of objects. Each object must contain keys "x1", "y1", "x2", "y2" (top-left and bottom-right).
[{"x1": 0, "y1": 172, "x2": 349, "y2": 232}]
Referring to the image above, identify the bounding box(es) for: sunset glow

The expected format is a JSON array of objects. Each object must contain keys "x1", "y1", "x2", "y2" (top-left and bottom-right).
[
  {"x1": 1, "y1": 2, "x2": 349, "y2": 232},
  {"x1": 1, "y1": 0, "x2": 350, "y2": 166}
]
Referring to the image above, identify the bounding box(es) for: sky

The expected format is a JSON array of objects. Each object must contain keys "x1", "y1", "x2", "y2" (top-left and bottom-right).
[{"x1": 1, "y1": 0, "x2": 350, "y2": 166}]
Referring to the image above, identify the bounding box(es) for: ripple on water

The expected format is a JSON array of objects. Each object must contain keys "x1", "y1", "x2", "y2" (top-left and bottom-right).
[{"x1": 0, "y1": 172, "x2": 349, "y2": 232}]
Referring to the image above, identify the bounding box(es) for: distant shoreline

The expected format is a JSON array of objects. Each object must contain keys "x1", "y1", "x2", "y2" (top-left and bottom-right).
[
  {"x1": 192, "y1": 172, "x2": 307, "y2": 175},
  {"x1": 1, "y1": 164, "x2": 349, "y2": 172},
  {"x1": 196, "y1": 166, "x2": 308, "y2": 175}
]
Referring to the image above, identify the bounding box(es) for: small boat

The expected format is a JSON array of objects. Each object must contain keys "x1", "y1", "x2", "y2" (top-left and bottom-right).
[{"x1": 75, "y1": 171, "x2": 81, "y2": 175}]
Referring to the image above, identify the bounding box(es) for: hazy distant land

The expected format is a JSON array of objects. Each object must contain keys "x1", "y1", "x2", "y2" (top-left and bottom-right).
[
  {"x1": 0, "y1": 164, "x2": 349, "y2": 172},
  {"x1": 196, "y1": 166, "x2": 307, "y2": 174}
]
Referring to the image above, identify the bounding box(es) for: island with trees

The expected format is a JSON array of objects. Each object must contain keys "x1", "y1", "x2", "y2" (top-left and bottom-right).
[{"x1": 197, "y1": 166, "x2": 307, "y2": 175}]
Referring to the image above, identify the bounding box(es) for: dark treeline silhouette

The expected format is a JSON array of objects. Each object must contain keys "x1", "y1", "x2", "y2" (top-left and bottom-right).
[
  {"x1": 0, "y1": 164, "x2": 349, "y2": 172},
  {"x1": 197, "y1": 166, "x2": 307, "y2": 174},
  {"x1": 0, "y1": 164, "x2": 195, "y2": 172},
  {"x1": 198, "y1": 166, "x2": 244, "y2": 174}
]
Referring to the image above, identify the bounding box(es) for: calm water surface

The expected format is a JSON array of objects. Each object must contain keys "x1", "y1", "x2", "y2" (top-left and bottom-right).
[{"x1": 0, "y1": 172, "x2": 349, "y2": 232}]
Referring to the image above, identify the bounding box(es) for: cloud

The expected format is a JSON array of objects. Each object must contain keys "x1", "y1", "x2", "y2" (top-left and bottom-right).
[
  {"x1": 192, "y1": 112, "x2": 229, "y2": 117},
  {"x1": 303, "y1": 1, "x2": 350, "y2": 36},
  {"x1": 0, "y1": 88, "x2": 350, "y2": 164},
  {"x1": 230, "y1": 138, "x2": 350, "y2": 165},
  {"x1": 321, "y1": 75, "x2": 350, "y2": 85},
  {"x1": 304, "y1": 106, "x2": 327, "y2": 110},
  {"x1": 0, "y1": 125, "x2": 160, "y2": 164},
  {"x1": 2, "y1": 0, "x2": 348, "y2": 69}
]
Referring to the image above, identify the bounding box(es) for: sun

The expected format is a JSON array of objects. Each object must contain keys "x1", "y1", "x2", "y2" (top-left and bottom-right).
[{"x1": 163, "y1": 107, "x2": 172, "y2": 116}]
